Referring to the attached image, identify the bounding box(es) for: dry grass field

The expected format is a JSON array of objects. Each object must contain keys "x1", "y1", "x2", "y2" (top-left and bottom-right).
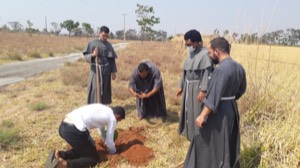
[{"x1": 0, "y1": 32, "x2": 299, "y2": 168}]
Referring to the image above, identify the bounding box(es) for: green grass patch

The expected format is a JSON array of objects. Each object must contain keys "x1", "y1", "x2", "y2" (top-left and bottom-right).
[
  {"x1": 0, "y1": 120, "x2": 21, "y2": 149},
  {"x1": 29, "y1": 101, "x2": 49, "y2": 111}
]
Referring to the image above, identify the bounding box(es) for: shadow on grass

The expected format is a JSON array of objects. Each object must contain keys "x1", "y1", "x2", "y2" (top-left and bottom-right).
[
  {"x1": 165, "y1": 109, "x2": 179, "y2": 124},
  {"x1": 140, "y1": 108, "x2": 179, "y2": 125}
]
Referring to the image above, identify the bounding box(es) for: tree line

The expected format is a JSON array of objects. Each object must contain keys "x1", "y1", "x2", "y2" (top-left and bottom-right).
[
  {"x1": 211, "y1": 28, "x2": 300, "y2": 46},
  {"x1": 2, "y1": 19, "x2": 299, "y2": 46}
]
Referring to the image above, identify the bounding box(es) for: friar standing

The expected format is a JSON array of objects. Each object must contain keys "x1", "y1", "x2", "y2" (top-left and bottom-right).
[
  {"x1": 128, "y1": 61, "x2": 167, "y2": 119},
  {"x1": 176, "y1": 29, "x2": 214, "y2": 141},
  {"x1": 184, "y1": 37, "x2": 247, "y2": 168},
  {"x1": 83, "y1": 26, "x2": 117, "y2": 105}
]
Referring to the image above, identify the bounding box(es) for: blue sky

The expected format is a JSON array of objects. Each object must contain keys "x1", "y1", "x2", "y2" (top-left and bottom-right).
[{"x1": 0, "y1": 0, "x2": 299, "y2": 36}]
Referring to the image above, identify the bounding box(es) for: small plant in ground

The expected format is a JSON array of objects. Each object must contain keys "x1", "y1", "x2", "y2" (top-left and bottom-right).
[
  {"x1": 29, "y1": 101, "x2": 49, "y2": 111},
  {"x1": 0, "y1": 120, "x2": 21, "y2": 149}
]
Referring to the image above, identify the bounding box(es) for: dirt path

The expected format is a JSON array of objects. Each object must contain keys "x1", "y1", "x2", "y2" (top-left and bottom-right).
[{"x1": 0, "y1": 43, "x2": 128, "y2": 87}]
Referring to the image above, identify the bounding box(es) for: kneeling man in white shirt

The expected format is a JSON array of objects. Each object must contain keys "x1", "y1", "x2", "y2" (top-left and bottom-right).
[{"x1": 49, "y1": 103, "x2": 125, "y2": 168}]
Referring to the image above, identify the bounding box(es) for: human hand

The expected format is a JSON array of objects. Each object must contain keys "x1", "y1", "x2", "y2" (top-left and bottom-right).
[
  {"x1": 140, "y1": 92, "x2": 149, "y2": 99},
  {"x1": 111, "y1": 73, "x2": 116, "y2": 80},
  {"x1": 92, "y1": 47, "x2": 98, "y2": 57},
  {"x1": 195, "y1": 114, "x2": 208, "y2": 128},
  {"x1": 133, "y1": 91, "x2": 141, "y2": 98},
  {"x1": 197, "y1": 91, "x2": 205, "y2": 102},
  {"x1": 176, "y1": 88, "x2": 183, "y2": 97}
]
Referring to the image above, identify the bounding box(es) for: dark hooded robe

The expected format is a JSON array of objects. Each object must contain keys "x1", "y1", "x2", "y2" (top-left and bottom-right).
[
  {"x1": 179, "y1": 46, "x2": 213, "y2": 141},
  {"x1": 83, "y1": 39, "x2": 117, "y2": 105},
  {"x1": 129, "y1": 61, "x2": 167, "y2": 118},
  {"x1": 184, "y1": 57, "x2": 247, "y2": 168}
]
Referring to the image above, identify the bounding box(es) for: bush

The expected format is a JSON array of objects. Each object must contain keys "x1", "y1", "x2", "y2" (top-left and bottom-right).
[{"x1": 48, "y1": 52, "x2": 54, "y2": 57}]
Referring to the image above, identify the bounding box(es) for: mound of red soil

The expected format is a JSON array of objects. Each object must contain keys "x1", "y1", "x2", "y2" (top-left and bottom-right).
[{"x1": 95, "y1": 126, "x2": 154, "y2": 167}]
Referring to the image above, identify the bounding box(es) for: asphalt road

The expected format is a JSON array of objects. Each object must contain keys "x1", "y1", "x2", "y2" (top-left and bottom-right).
[{"x1": 0, "y1": 43, "x2": 128, "y2": 88}]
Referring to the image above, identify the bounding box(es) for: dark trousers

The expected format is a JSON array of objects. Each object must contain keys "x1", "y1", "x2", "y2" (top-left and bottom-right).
[{"x1": 58, "y1": 122, "x2": 100, "y2": 168}]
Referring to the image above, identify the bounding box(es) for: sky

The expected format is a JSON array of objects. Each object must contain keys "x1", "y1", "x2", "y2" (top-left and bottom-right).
[{"x1": 0, "y1": 0, "x2": 299, "y2": 36}]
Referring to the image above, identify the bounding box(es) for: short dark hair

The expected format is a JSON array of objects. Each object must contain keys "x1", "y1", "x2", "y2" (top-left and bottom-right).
[
  {"x1": 137, "y1": 62, "x2": 150, "y2": 72},
  {"x1": 184, "y1": 29, "x2": 202, "y2": 42},
  {"x1": 100, "y1": 26, "x2": 110, "y2": 33},
  {"x1": 112, "y1": 106, "x2": 125, "y2": 119},
  {"x1": 210, "y1": 37, "x2": 231, "y2": 54}
]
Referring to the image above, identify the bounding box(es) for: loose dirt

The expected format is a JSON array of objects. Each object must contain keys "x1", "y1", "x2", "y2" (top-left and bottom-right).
[{"x1": 95, "y1": 126, "x2": 154, "y2": 167}]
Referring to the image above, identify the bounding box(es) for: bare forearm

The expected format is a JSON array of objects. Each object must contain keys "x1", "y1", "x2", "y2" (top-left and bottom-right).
[
  {"x1": 201, "y1": 106, "x2": 212, "y2": 118},
  {"x1": 146, "y1": 87, "x2": 160, "y2": 98}
]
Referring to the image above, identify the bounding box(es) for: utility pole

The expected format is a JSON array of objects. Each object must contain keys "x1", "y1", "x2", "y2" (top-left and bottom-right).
[
  {"x1": 44, "y1": 16, "x2": 48, "y2": 33},
  {"x1": 122, "y1": 14, "x2": 127, "y2": 41}
]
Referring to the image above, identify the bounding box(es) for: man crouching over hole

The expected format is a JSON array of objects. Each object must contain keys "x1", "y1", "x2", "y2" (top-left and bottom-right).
[{"x1": 45, "y1": 104, "x2": 125, "y2": 168}]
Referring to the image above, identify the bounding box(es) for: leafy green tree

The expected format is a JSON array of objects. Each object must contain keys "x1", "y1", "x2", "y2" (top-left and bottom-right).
[
  {"x1": 25, "y1": 20, "x2": 38, "y2": 34},
  {"x1": 82, "y1": 22, "x2": 94, "y2": 37},
  {"x1": 60, "y1": 20, "x2": 79, "y2": 37},
  {"x1": 135, "y1": 3, "x2": 160, "y2": 41}
]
